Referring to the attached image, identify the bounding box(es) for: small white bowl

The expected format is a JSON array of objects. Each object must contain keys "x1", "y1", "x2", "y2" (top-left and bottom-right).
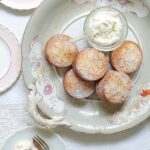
[{"x1": 84, "y1": 7, "x2": 128, "y2": 51}]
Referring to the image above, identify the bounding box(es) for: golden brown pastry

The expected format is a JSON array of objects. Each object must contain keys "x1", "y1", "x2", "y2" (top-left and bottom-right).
[
  {"x1": 73, "y1": 48, "x2": 108, "y2": 81},
  {"x1": 96, "y1": 70, "x2": 132, "y2": 104},
  {"x1": 110, "y1": 41, "x2": 143, "y2": 73},
  {"x1": 45, "y1": 34, "x2": 77, "y2": 67},
  {"x1": 63, "y1": 69, "x2": 95, "y2": 99}
]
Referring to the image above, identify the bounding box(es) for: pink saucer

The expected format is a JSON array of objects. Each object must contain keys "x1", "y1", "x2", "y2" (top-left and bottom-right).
[
  {"x1": 0, "y1": 0, "x2": 43, "y2": 10},
  {"x1": 0, "y1": 25, "x2": 21, "y2": 93}
]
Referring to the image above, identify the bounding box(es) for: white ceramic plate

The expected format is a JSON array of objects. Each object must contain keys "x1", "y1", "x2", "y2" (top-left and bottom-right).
[
  {"x1": 22, "y1": 0, "x2": 150, "y2": 134},
  {"x1": 0, "y1": 0, "x2": 43, "y2": 10},
  {"x1": 1, "y1": 126, "x2": 66, "y2": 150},
  {"x1": 0, "y1": 25, "x2": 21, "y2": 93}
]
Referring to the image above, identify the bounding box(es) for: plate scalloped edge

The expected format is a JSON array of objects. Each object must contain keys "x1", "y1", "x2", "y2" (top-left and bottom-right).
[
  {"x1": 74, "y1": 0, "x2": 149, "y2": 17},
  {"x1": 22, "y1": 0, "x2": 150, "y2": 134}
]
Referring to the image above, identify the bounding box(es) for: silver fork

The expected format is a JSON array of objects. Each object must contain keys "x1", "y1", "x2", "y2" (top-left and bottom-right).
[{"x1": 33, "y1": 135, "x2": 49, "y2": 150}]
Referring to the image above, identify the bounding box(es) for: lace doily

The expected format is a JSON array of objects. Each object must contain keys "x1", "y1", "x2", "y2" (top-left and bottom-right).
[{"x1": 0, "y1": 103, "x2": 34, "y2": 144}]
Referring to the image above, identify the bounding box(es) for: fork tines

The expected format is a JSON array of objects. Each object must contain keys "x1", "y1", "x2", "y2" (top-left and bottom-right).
[{"x1": 33, "y1": 135, "x2": 49, "y2": 150}]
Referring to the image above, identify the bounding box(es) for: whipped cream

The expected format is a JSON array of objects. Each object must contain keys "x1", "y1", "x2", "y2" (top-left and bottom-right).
[
  {"x1": 15, "y1": 140, "x2": 38, "y2": 150},
  {"x1": 85, "y1": 8, "x2": 127, "y2": 48}
]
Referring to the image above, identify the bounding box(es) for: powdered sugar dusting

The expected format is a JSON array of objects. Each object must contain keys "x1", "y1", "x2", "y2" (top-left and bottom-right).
[{"x1": 64, "y1": 69, "x2": 94, "y2": 99}]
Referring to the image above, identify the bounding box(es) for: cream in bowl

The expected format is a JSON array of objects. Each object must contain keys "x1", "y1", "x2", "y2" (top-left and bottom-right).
[{"x1": 84, "y1": 7, "x2": 128, "y2": 51}]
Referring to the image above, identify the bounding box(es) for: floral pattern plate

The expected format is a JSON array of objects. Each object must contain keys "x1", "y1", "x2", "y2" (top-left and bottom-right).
[
  {"x1": 0, "y1": 0, "x2": 43, "y2": 10},
  {"x1": 22, "y1": 0, "x2": 150, "y2": 134}
]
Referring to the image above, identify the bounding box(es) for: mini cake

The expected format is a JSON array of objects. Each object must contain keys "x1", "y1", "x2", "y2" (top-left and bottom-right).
[
  {"x1": 63, "y1": 69, "x2": 95, "y2": 99},
  {"x1": 73, "y1": 48, "x2": 108, "y2": 81},
  {"x1": 95, "y1": 74, "x2": 108, "y2": 101},
  {"x1": 45, "y1": 34, "x2": 77, "y2": 67},
  {"x1": 110, "y1": 40, "x2": 143, "y2": 73},
  {"x1": 96, "y1": 70, "x2": 132, "y2": 104}
]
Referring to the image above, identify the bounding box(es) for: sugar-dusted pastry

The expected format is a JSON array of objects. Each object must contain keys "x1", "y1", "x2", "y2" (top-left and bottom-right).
[
  {"x1": 45, "y1": 34, "x2": 77, "y2": 67},
  {"x1": 73, "y1": 48, "x2": 108, "y2": 81},
  {"x1": 63, "y1": 69, "x2": 95, "y2": 99},
  {"x1": 96, "y1": 70, "x2": 132, "y2": 104},
  {"x1": 110, "y1": 40, "x2": 143, "y2": 73},
  {"x1": 95, "y1": 74, "x2": 108, "y2": 101}
]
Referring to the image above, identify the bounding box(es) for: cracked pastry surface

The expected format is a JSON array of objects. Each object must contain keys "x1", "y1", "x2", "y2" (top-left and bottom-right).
[
  {"x1": 96, "y1": 70, "x2": 132, "y2": 104},
  {"x1": 73, "y1": 48, "x2": 108, "y2": 81},
  {"x1": 110, "y1": 40, "x2": 143, "y2": 73},
  {"x1": 45, "y1": 34, "x2": 77, "y2": 67},
  {"x1": 63, "y1": 69, "x2": 95, "y2": 99}
]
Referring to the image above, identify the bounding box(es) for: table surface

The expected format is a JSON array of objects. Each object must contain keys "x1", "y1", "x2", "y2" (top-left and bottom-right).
[{"x1": 0, "y1": 3, "x2": 150, "y2": 150}]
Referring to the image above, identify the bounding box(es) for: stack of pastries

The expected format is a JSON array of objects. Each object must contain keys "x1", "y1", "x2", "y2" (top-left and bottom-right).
[{"x1": 45, "y1": 34, "x2": 143, "y2": 104}]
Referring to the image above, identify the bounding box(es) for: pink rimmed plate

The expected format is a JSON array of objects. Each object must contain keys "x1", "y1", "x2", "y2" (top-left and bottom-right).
[
  {"x1": 0, "y1": 0, "x2": 44, "y2": 10},
  {"x1": 0, "y1": 25, "x2": 21, "y2": 93}
]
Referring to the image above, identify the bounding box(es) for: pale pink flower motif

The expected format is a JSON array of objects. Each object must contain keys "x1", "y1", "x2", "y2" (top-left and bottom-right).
[
  {"x1": 36, "y1": 62, "x2": 41, "y2": 68},
  {"x1": 44, "y1": 85, "x2": 52, "y2": 95}
]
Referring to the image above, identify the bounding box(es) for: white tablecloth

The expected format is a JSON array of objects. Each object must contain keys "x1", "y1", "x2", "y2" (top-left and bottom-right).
[{"x1": 0, "y1": 4, "x2": 150, "y2": 150}]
